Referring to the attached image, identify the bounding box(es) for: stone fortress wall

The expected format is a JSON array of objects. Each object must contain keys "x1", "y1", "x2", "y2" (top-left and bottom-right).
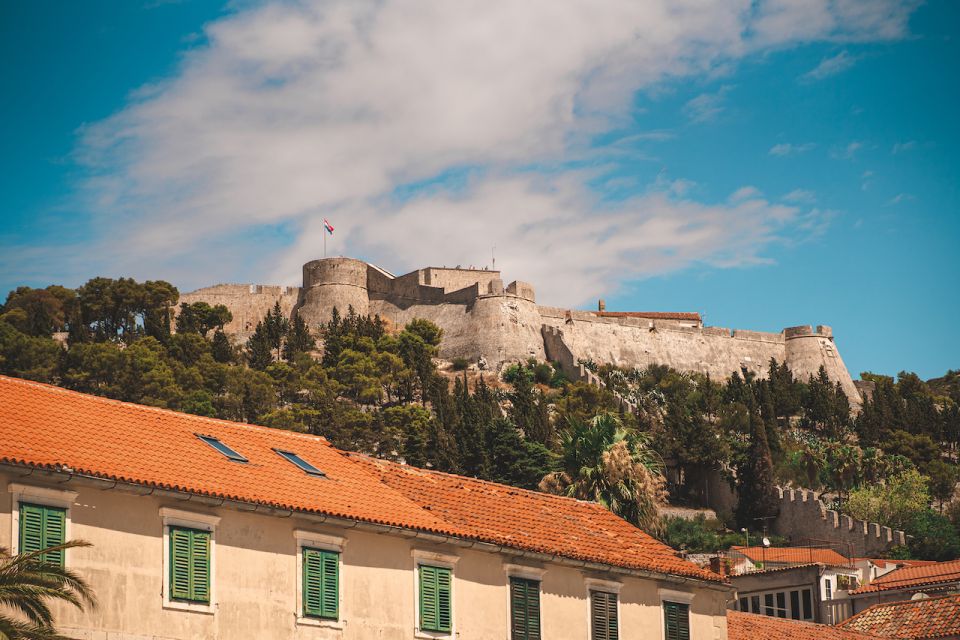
[{"x1": 177, "y1": 257, "x2": 861, "y2": 405}]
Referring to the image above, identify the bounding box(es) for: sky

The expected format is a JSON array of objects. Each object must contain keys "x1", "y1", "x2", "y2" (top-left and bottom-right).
[{"x1": 1, "y1": 0, "x2": 957, "y2": 380}]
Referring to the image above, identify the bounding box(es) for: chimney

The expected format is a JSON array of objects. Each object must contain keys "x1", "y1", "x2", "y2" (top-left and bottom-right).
[
  {"x1": 710, "y1": 556, "x2": 729, "y2": 579},
  {"x1": 598, "y1": 299, "x2": 606, "y2": 312}
]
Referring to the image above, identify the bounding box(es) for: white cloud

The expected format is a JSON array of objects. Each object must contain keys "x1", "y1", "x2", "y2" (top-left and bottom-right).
[
  {"x1": 783, "y1": 189, "x2": 816, "y2": 203},
  {"x1": 769, "y1": 142, "x2": 816, "y2": 156},
  {"x1": 834, "y1": 141, "x2": 864, "y2": 159},
  {"x1": 683, "y1": 86, "x2": 732, "y2": 123},
  {"x1": 801, "y1": 50, "x2": 857, "y2": 81},
  {"x1": 56, "y1": 0, "x2": 919, "y2": 304},
  {"x1": 892, "y1": 140, "x2": 917, "y2": 153},
  {"x1": 887, "y1": 193, "x2": 914, "y2": 205}
]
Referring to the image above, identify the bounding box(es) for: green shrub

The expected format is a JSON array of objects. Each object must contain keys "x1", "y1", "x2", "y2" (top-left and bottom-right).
[{"x1": 451, "y1": 357, "x2": 469, "y2": 371}]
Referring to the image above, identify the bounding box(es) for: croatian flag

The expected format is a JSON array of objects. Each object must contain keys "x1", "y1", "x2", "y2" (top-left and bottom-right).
[{"x1": 323, "y1": 218, "x2": 334, "y2": 235}]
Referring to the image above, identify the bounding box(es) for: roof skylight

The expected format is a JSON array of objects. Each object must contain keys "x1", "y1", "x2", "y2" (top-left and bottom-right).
[
  {"x1": 197, "y1": 434, "x2": 248, "y2": 463},
  {"x1": 274, "y1": 449, "x2": 325, "y2": 477}
]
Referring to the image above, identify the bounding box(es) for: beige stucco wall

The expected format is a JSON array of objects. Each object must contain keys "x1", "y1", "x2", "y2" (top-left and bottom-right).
[{"x1": 1, "y1": 473, "x2": 729, "y2": 639}]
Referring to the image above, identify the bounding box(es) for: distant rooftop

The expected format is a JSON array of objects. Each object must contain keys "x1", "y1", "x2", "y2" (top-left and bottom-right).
[{"x1": 839, "y1": 595, "x2": 960, "y2": 639}]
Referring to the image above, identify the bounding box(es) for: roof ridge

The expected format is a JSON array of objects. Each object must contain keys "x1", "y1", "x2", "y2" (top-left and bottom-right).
[{"x1": 0, "y1": 375, "x2": 329, "y2": 444}]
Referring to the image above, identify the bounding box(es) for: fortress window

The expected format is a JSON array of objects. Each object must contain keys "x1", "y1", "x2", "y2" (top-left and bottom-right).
[
  {"x1": 275, "y1": 449, "x2": 326, "y2": 477},
  {"x1": 196, "y1": 434, "x2": 248, "y2": 463}
]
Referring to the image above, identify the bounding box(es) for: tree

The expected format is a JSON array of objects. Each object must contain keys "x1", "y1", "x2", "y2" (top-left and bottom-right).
[
  {"x1": 927, "y1": 459, "x2": 958, "y2": 513},
  {"x1": 541, "y1": 413, "x2": 666, "y2": 532},
  {"x1": 176, "y1": 302, "x2": 232, "y2": 337},
  {"x1": 905, "y1": 510, "x2": 960, "y2": 561},
  {"x1": 263, "y1": 302, "x2": 289, "y2": 361},
  {"x1": 485, "y1": 418, "x2": 554, "y2": 490},
  {"x1": 735, "y1": 408, "x2": 780, "y2": 529},
  {"x1": 0, "y1": 540, "x2": 97, "y2": 639},
  {"x1": 846, "y1": 469, "x2": 930, "y2": 531},
  {"x1": 283, "y1": 314, "x2": 315, "y2": 362}
]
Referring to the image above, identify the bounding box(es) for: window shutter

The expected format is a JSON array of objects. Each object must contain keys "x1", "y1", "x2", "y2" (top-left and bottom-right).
[
  {"x1": 19, "y1": 503, "x2": 66, "y2": 567},
  {"x1": 190, "y1": 530, "x2": 211, "y2": 603},
  {"x1": 591, "y1": 591, "x2": 617, "y2": 640},
  {"x1": 169, "y1": 527, "x2": 193, "y2": 601},
  {"x1": 320, "y1": 550, "x2": 339, "y2": 619},
  {"x1": 42, "y1": 507, "x2": 66, "y2": 567},
  {"x1": 302, "y1": 548, "x2": 324, "y2": 617},
  {"x1": 664, "y1": 602, "x2": 690, "y2": 640},
  {"x1": 419, "y1": 565, "x2": 452, "y2": 633},
  {"x1": 510, "y1": 578, "x2": 541, "y2": 640},
  {"x1": 436, "y1": 566, "x2": 452, "y2": 632}
]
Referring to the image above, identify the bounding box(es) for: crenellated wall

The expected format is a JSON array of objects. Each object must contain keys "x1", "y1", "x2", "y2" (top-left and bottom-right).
[
  {"x1": 177, "y1": 284, "x2": 301, "y2": 339},
  {"x1": 772, "y1": 487, "x2": 907, "y2": 557}
]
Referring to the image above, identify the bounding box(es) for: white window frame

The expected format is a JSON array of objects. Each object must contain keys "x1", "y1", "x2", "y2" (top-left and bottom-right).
[
  {"x1": 504, "y1": 563, "x2": 546, "y2": 639},
  {"x1": 659, "y1": 588, "x2": 695, "y2": 640},
  {"x1": 8, "y1": 483, "x2": 78, "y2": 561},
  {"x1": 159, "y1": 507, "x2": 220, "y2": 615},
  {"x1": 412, "y1": 549, "x2": 459, "y2": 640},
  {"x1": 294, "y1": 529, "x2": 347, "y2": 630},
  {"x1": 585, "y1": 577, "x2": 622, "y2": 640}
]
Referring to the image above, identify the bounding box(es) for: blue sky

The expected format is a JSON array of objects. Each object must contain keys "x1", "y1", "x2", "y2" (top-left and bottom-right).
[{"x1": 1, "y1": 0, "x2": 957, "y2": 380}]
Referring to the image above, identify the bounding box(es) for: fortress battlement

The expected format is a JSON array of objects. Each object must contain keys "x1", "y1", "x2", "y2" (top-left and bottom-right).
[{"x1": 179, "y1": 257, "x2": 861, "y2": 405}]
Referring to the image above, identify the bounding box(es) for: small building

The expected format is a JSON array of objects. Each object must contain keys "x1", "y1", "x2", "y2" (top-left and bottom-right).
[
  {"x1": 838, "y1": 594, "x2": 960, "y2": 639},
  {"x1": 0, "y1": 374, "x2": 730, "y2": 639},
  {"x1": 729, "y1": 561, "x2": 862, "y2": 624},
  {"x1": 849, "y1": 558, "x2": 960, "y2": 614}
]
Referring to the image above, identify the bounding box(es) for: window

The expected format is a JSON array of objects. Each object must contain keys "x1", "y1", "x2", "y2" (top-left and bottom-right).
[
  {"x1": 169, "y1": 526, "x2": 210, "y2": 603},
  {"x1": 160, "y1": 507, "x2": 219, "y2": 613},
  {"x1": 419, "y1": 565, "x2": 452, "y2": 633},
  {"x1": 824, "y1": 578, "x2": 832, "y2": 600},
  {"x1": 510, "y1": 577, "x2": 540, "y2": 640},
  {"x1": 776, "y1": 592, "x2": 787, "y2": 618},
  {"x1": 196, "y1": 434, "x2": 248, "y2": 462},
  {"x1": 750, "y1": 595, "x2": 760, "y2": 614},
  {"x1": 590, "y1": 590, "x2": 618, "y2": 640},
  {"x1": 801, "y1": 589, "x2": 813, "y2": 620},
  {"x1": 19, "y1": 502, "x2": 66, "y2": 567},
  {"x1": 275, "y1": 449, "x2": 325, "y2": 477},
  {"x1": 739, "y1": 596, "x2": 748, "y2": 611},
  {"x1": 295, "y1": 530, "x2": 345, "y2": 629},
  {"x1": 663, "y1": 601, "x2": 690, "y2": 640},
  {"x1": 764, "y1": 593, "x2": 774, "y2": 616},
  {"x1": 303, "y1": 548, "x2": 338, "y2": 619},
  {"x1": 790, "y1": 591, "x2": 800, "y2": 620}
]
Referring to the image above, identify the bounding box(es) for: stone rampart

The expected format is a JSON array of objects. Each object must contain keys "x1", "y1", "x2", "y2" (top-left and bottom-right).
[
  {"x1": 772, "y1": 487, "x2": 906, "y2": 557},
  {"x1": 542, "y1": 325, "x2": 635, "y2": 413},
  {"x1": 177, "y1": 284, "x2": 300, "y2": 338}
]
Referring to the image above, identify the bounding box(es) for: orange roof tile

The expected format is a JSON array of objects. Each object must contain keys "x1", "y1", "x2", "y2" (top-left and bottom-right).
[
  {"x1": 851, "y1": 559, "x2": 960, "y2": 594},
  {"x1": 727, "y1": 610, "x2": 878, "y2": 640},
  {"x1": 731, "y1": 545, "x2": 851, "y2": 567},
  {"x1": 839, "y1": 595, "x2": 960, "y2": 638},
  {"x1": 0, "y1": 375, "x2": 719, "y2": 583},
  {"x1": 348, "y1": 453, "x2": 719, "y2": 582}
]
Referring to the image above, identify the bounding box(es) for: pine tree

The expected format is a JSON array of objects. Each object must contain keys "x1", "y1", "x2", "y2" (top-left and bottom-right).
[
  {"x1": 735, "y1": 407, "x2": 780, "y2": 529},
  {"x1": 246, "y1": 321, "x2": 273, "y2": 370},
  {"x1": 263, "y1": 302, "x2": 289, "y2": 361},
  {"x1": 211, "y1": 329, "x2": 234, "y2": 363},
  {"x1": 452, "y1": 374, "x2": 490, "y2": 477},
  {"x1": 283, "y1": 313, "x2": 315, "y2": 361}
]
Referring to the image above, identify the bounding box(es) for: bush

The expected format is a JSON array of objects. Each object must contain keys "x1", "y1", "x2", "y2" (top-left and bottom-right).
[
  {"x1": 906, "y1": 510, "x2": 960, "y2": 561},
  {"x1": 532, "y1": 363, "x2": 553, "y2": 385},
  {"x1": 451, "y1": 357, "x2": 469, "y2": 371},
  {"x1": 502, "y1": 363, "x2": 533, "y2": 384}
]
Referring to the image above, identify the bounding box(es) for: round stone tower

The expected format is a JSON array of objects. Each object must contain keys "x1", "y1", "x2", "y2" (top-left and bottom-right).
[
  {"x1": 784, "y1": 325, "x2": 861, "y2": 406},
  {"x1": 298, "y1": 258, "x2": 370, "y2": 328}
]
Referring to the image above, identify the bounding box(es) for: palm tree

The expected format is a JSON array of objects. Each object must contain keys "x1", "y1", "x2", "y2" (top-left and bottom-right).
[
  {"x1": 540, "y1": 413, "x2": 667, "y2": 532},
  {"x1": 0, "y1": 540, "x2": 97, "y2": 640}
]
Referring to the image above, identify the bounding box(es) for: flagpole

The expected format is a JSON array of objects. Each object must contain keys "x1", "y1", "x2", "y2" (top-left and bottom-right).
[{"x1": 324, "y1": 229, "x2": 327, "y2": 258}]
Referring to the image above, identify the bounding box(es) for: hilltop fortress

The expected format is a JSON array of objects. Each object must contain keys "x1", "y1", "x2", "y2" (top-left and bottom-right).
[{"x1": 180, "y1": 257, "x2": 862, "y2": 405}]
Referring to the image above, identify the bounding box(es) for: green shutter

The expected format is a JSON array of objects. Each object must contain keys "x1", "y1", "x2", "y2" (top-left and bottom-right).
[
  {"x1": 591, "y1": 591, "x2": 618, "y2": 640},
  {"x1": 510, "y1": 577, "x2": 541, "y2": 640},
  {"x1": 303, "y1": 548, "x2": 339, "y2": 620},
  {"x1": 419, "y1": 565, "x2": 452, "y2": 633},
  {"x1": 169, "y1": 527, "x2": 210, "y2": 603},
  {"x1": 19, "y1": 503, "x2": 66, "y2": 567},
  {"x1": 664, "y1": 601, "x2": 690, "y2": 640}
]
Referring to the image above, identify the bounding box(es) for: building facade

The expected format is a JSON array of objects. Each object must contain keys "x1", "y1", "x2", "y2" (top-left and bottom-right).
[{"x1": 0, "y1": 375, "x2": 731, "y2": 639}]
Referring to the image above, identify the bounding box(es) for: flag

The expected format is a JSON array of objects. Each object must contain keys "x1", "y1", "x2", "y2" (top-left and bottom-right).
[{"x1": 323, "y1": 218, "x2": 334, "y2": 235}]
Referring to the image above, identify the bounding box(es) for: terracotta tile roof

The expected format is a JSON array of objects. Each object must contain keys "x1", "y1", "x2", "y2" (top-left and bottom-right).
[
  {"x1": 851, "y1": 559, "x2": 960, "y2": 595},
  {"x1": 731, "y1": 545, "x2": 851, "y2": 567},
  {"x1": 595, "y1": 311, "x2": 702, "y2": 322},
  {"x1": 0, "y1": 375, "x2": 719, "y2": 583},
  {"x1": 838, "y1": 595, "x2": 960, "y2": 639},
  {"x1": 347, "y1": 453, "x2": 720, "y2": 582},
  {"x1": 727, "y1": 610, "x2": 878, "y2": 640}
]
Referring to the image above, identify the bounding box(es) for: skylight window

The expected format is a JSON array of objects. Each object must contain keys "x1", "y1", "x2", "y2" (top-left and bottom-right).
[
  {"x1": 196, "y1": 434, "x2": 248, "y2": 463},
  {"x1": 274, "y1": 449, "x2": 325, "y2": 477}
]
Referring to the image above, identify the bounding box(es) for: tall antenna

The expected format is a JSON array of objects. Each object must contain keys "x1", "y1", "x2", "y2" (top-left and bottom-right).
[{"x1": 492, "y1": 244, "x2": 496, "y2": 271}]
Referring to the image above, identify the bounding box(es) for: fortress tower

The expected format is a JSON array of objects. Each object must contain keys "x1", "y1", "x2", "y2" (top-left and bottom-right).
[{"x1": 177, "y1": 257, "x2": 862, "y2": 406}]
